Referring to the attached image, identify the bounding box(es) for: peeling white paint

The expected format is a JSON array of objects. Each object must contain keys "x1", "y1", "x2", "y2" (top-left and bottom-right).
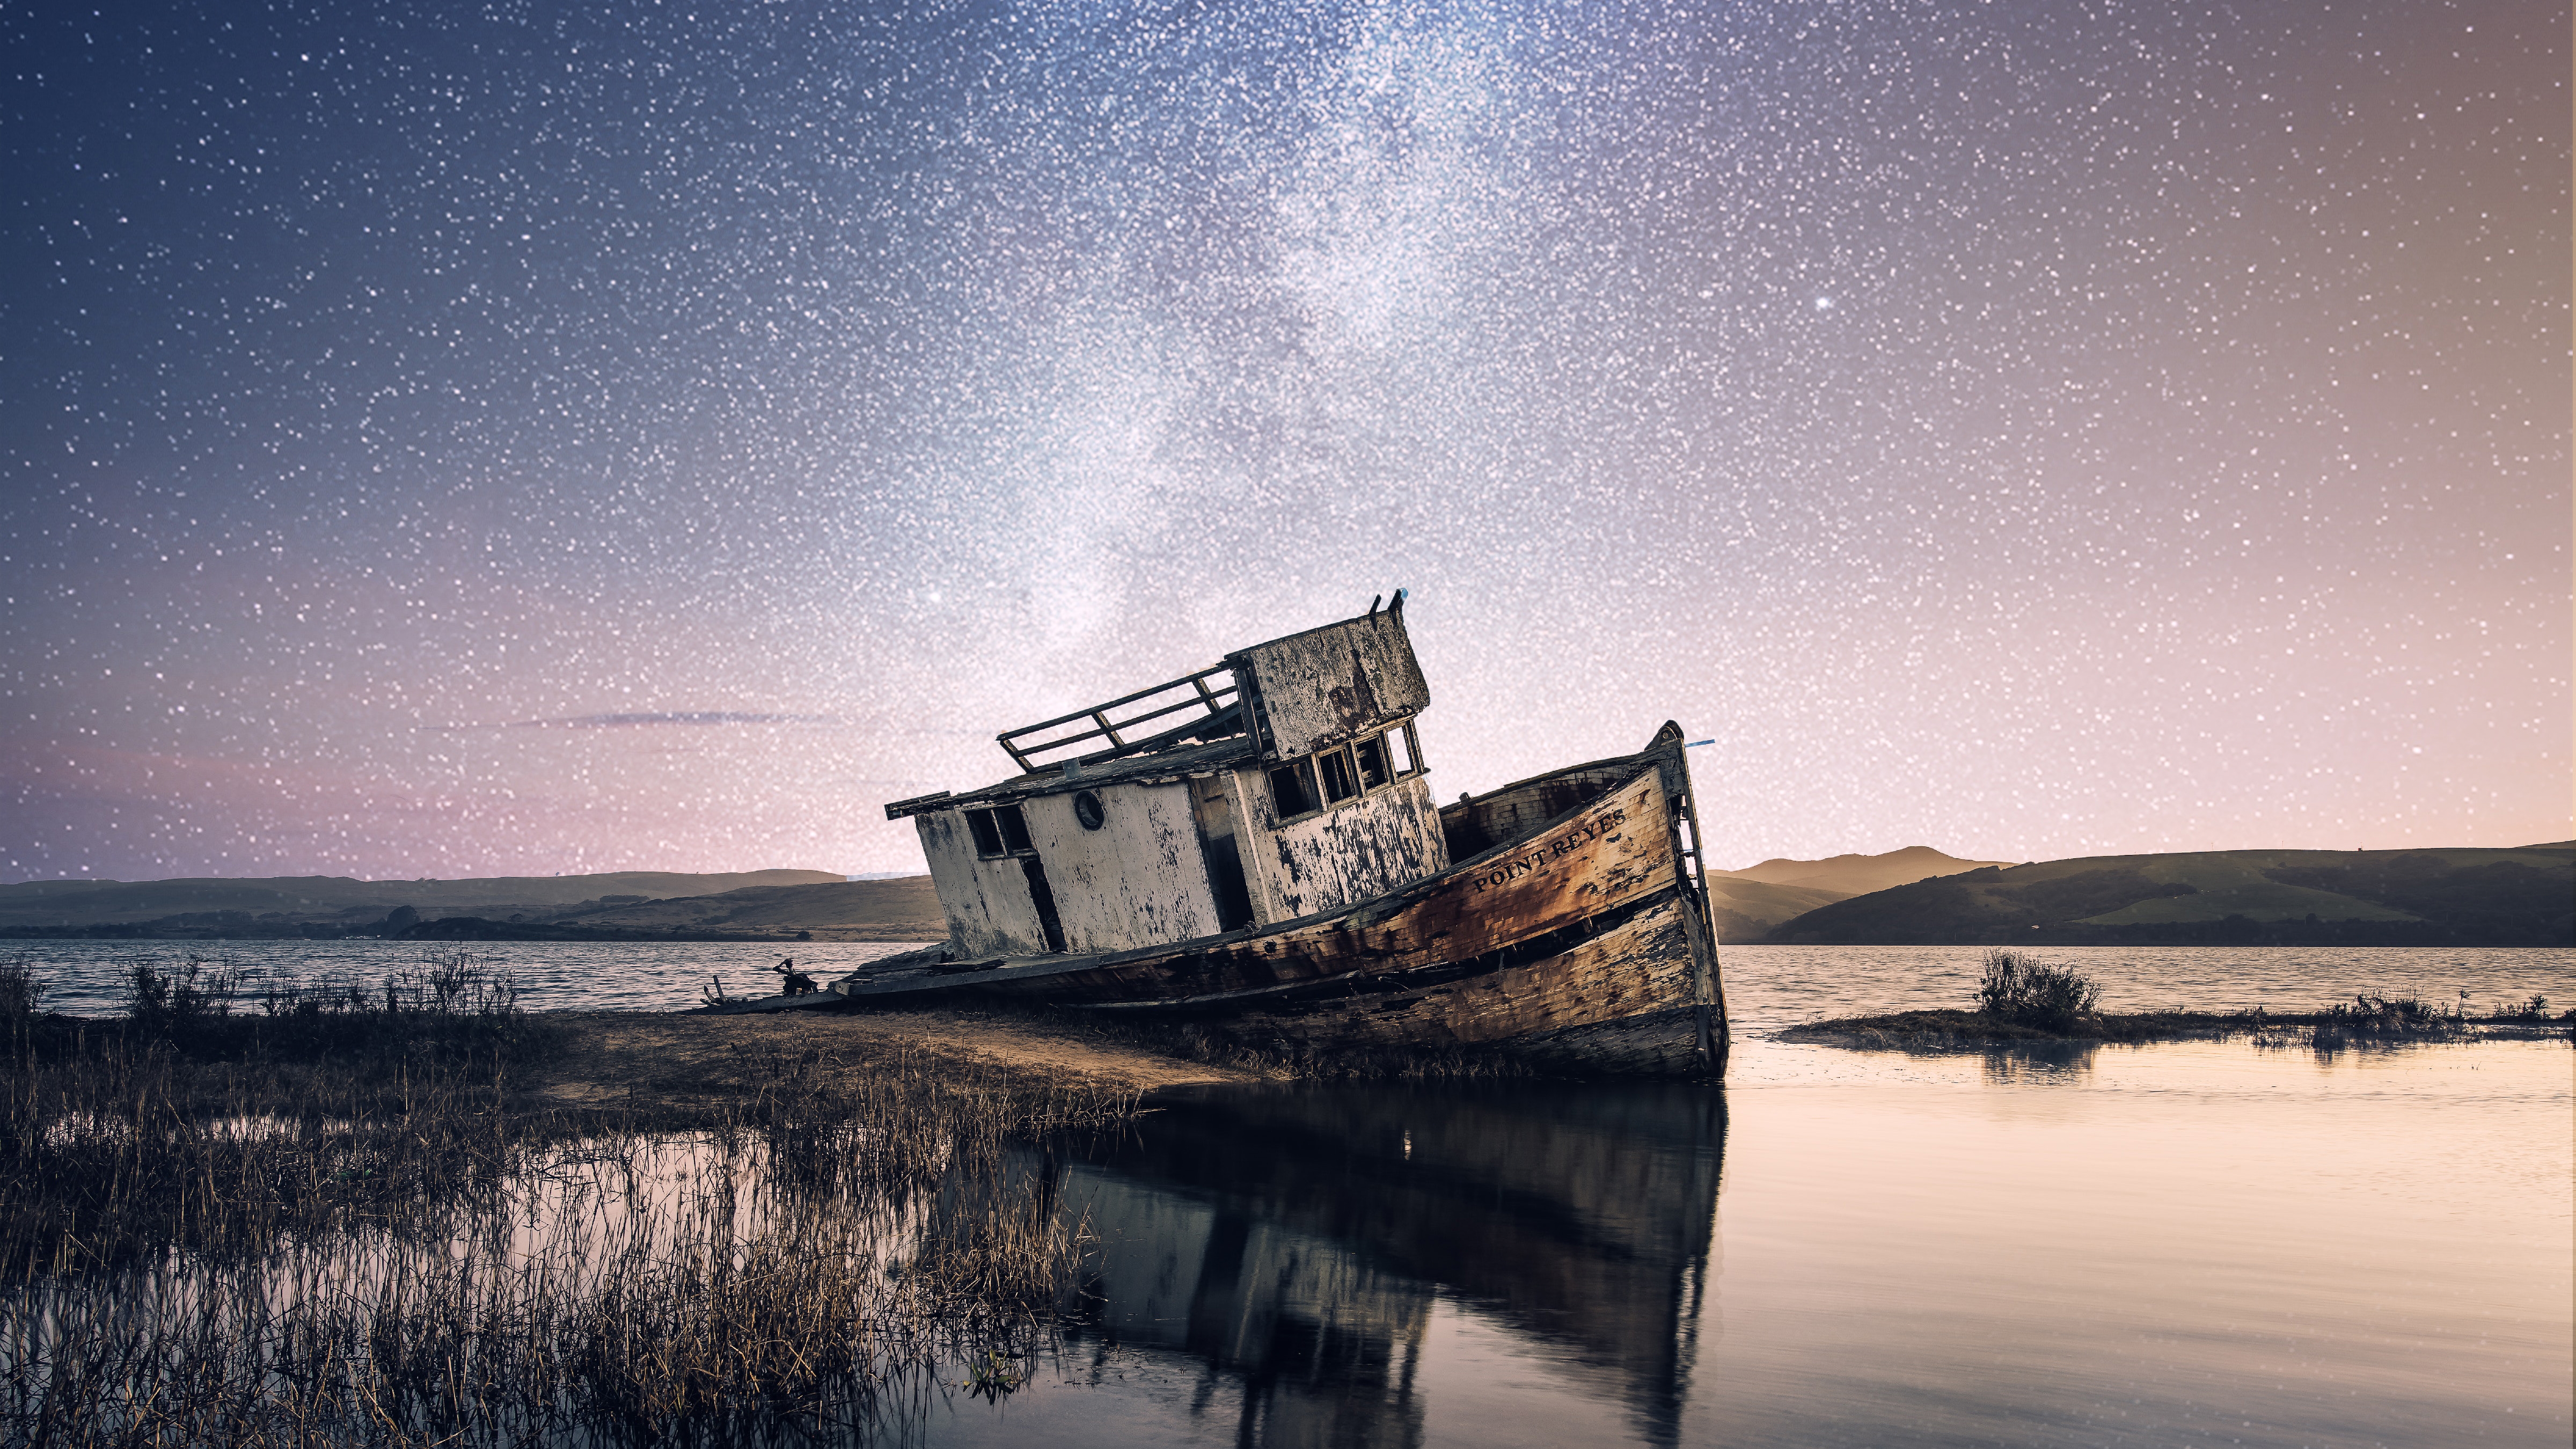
[
  {"x1": 1245, "y1": 771, "x2": 1448, "y2": 920},
  {"x1": 1019, "y1": 782, "x2": 1225, "y2": 953},
  {"x1": 1237, "y1": 611, "x2": 1430, "y2": 759},
  {"x1": 916, "y1": 809, "x2": 1048, "y2": 957}
]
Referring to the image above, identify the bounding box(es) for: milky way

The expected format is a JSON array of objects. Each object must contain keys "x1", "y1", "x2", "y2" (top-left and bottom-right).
[{"x1": 3, "y1": 0, "x2": 2565, "y2": 881}]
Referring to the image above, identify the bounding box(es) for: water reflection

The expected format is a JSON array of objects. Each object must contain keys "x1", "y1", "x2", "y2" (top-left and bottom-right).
[
  {"x1": 1976, "y1": 1041, "x2": 2101, "y2": 1084},
  {"x1": 1037, "y1": 1081, "x2": 1726, "y2": 1449}
]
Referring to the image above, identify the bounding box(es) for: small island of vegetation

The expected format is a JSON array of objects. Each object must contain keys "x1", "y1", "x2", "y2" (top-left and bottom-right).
[{"x1": 1779, "y1": 949, "x2": 2572, "y2": 1049}]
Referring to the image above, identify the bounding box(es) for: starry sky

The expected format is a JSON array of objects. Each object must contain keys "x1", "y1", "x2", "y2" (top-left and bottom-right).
[{"x1": 3, "y1": 0, "x2": 2566, "y2": 883}]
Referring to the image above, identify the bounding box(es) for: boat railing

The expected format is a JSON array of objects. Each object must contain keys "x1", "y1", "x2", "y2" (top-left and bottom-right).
[{"x1": 998, "y1": 663, "x2": 1242, "y2": 772}]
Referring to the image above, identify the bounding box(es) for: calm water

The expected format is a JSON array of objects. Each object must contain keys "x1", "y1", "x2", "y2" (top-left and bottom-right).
[
  {"x1": 6, "y1": 938, "x2": 2570, "y2": 1027},
  {"x1": 6, "y1": 939, "x2": 2570, "y2": 1445},
  {"x1": 932, "y1": 1038, "x2": 2572, "y2": 1448}
]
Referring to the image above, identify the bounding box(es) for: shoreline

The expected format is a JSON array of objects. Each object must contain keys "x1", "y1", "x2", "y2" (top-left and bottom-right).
[
  {"x1": 520, "y1": 1005, "x2": 1272, "y2": 1115},
  {"x1": 1776, "y1": 1007, "x2": 2572, "y2": 1049}
]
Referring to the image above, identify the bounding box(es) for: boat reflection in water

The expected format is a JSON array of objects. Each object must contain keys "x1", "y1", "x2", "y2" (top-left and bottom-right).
[{"x1": 1037, "y1": 1081, "x2": 1725, "y2": 1448}]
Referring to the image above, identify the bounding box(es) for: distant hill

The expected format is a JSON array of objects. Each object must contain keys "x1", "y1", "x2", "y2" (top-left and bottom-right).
[
  {"x1": 1711, "y1": 846, "x2": 2012, "y2": 898},
  {"x1": 1761, "y1": 844, "x2": 2575, "y2": 946},
  {"x1": 0, "y1": 869, "x2": 848, "y2": 936},
  {"x1": 1703, "y1": 877, "x2": 1853, "y2": 942},
  {"x1": 537, "y1": 877, "x2": 946, "y2": 941}
]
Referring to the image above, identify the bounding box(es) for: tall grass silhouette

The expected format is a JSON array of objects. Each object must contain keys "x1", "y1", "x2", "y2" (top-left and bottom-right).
[{"x1": 0, "y1": 952, "x2": 1131, "y2": 1444}]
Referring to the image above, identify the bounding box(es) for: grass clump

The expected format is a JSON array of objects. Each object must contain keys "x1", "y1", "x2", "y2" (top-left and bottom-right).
[
  {"x1": 2501, "y1": 993, "x2": 2553, "y2": 1021},
  {"x1": 124, "y1": 952, "x2": 556, "y2": 1067},
  {"x1": 1, "y1": 952, "x2": 565, "y2": 1276},
  {"x1": 1974, "y1": 949, "x2": 2102, "y2": 1033},
  {"x1": 2309, "y1": 993, "x2": 2476, "y2": 1050},
  {"x1": 0, "y1": 959, "x2": 40, "y2": 1022}
]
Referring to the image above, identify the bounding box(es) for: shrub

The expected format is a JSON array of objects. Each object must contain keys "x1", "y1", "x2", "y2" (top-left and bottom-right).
[
  {"x1": 0, "y1": 959, "x2": 40, "y2": 1022},
  {"x1": 123, "y1": 957, "x2": 240, "y2": 1041},
  {"x1": 1974, "y1": 949, "x2": 2101, "y2": 1033},
  {"x1": 2318, "y1": 994, "x2": 2456, "y2": 1038}
]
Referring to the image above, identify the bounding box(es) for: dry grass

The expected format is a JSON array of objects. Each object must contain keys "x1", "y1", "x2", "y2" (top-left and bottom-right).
[
  {"x1": 0, "y1": 954, "x2": 1142, "y2": 1445},
  {"x1": 1973, "y1": 949, "x2": 2102, "y2": 1033}
]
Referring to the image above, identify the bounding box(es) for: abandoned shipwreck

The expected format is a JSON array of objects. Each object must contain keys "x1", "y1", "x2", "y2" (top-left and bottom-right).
[{"x1": 796, "y1": 594, "x2": 1729, "y2": 1075}]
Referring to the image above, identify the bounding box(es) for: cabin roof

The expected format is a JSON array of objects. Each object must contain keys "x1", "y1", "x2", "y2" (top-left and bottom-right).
[
  {"x1": 884, "y1": 734, "x2": 1257, "y2": 820},
  {"x1": 885, "y1": 590, "x2": 1419, "y2": 823}
]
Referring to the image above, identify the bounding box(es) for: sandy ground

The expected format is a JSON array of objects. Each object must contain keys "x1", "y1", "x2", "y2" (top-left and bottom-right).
[{"x1": 524, "y1": 1005, "x2": 1266, "y2": 1111}]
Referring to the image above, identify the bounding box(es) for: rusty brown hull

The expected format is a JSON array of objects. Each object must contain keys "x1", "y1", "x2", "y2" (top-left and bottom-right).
[
  {"x1": 837, "y1": 737, "x2": 1728, "y2": 1075},
  {"x1": 1133, "y1": 893, "x2": 1706, "y2": 1075}
]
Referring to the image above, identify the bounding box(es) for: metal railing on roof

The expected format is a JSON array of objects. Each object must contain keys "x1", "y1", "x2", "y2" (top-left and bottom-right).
[{"x1": 997, "y1": 663, "x2": 1242, "y2": 773}]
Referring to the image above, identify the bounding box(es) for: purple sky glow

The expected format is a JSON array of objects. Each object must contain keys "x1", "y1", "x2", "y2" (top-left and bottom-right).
[{"x1": 4, "y1": 0, "x2": 2567, "y2": 881}]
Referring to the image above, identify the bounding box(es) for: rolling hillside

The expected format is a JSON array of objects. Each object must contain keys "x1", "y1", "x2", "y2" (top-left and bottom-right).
[
  {"x1": 536, "y1": 877, "x2": 947, "y2": 941},
  {"x1": 0, "y1": 870, "x2": 848, "y2": 935},
  {"x1": 1704, "y1": 877, "x2": 1853, "y2": 942},
  {"x1": 1761, "y1": 844, "x2": 2575, "y2": 946},
  {"x1": 1711, "y1": 845, "x2": 2011, "y2": 896},
  {"x1": 1702, "y1": 846, "x2": 2008, "y2": 941}
]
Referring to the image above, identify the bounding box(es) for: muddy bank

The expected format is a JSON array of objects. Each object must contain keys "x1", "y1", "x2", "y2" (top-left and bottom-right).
[{"x1": 525, "y1": 1005, "x2": 1269, "y2": 1114}]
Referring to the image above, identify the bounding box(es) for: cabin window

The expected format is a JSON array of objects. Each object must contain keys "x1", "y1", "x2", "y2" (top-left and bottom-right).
[
  {"x1": 965, "y1": 809, "x2": 1006, "y2": 858},
  {"x1": 1072, "y1": 790, "x2": 1106, "y2": 831},
  {"x1": 1354, "y1": 736, "x2": 1390, "y2": 792},
  {"x1": 1385, "y1": 723, "x2": 1419, "y2": 777},
  {"x1": 1267, "y1": 760, "x2": 1319, "y2": 821},
  {"x1": 1316, "y1": 747, "x2": 1359, "y2": 804},
  {"x1": 993, "y1": 803, "x2": 1035, "y2": 853}
]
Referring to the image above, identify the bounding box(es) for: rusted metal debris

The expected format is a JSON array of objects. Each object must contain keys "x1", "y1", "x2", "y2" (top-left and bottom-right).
[{"x1": 833, "y1": 592, "x2": 1728, "y2": 1077}]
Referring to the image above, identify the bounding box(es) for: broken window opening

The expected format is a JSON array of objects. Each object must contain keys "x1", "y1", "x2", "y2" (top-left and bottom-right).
[
  {"x1": 1355, "y1": 736, "x2": 1390, "y2": 792},
  {"x1": 994, "y1": 803, "x2": 1034, "y2": 853},
  {"x1": 1400, "y1": 721, "x2": 1425, "y2": 775},
  {"x1": 965, "y1": 809, "x2": 1006, "y2": 858},
  {"x1": 1317, "y1": 748, "x2": 1359, "y2": 804},
  {"x1": 1385, "y1": 723, "x2": 1418, "y2": 777},
  {"x1": 1268, "y1": 760, "x2": 1319, "y2": 821}
]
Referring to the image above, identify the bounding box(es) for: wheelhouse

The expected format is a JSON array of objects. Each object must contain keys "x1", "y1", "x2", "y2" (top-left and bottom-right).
[{"x1": 885, "y1": 594, "x2": 1448, "y2": 959}]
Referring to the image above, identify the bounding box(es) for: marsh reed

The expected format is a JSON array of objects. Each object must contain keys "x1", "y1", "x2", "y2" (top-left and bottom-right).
[{"x1": 0, "y1": 954, "x2": 1135, "y2": 1445}]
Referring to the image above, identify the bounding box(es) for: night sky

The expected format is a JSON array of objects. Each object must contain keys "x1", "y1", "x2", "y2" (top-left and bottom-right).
[{"x1": 4, "y1": 0, "x2": 2566, "y2": 882}]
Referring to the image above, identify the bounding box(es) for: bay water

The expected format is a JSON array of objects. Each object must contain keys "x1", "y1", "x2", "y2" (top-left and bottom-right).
[{"x1": 4, "y1": 939, "x2": 2568, "y2": 1445}]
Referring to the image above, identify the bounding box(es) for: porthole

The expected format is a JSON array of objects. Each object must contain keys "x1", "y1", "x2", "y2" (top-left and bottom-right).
[{"x1": 1072, "y1": 790, "x2": 1106, "y2": 831}]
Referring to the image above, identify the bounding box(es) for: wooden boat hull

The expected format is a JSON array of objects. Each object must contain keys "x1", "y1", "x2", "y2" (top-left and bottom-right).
[
  {"x1": 835, "y1": 730, "x2": 1729, "y2": 1075},
  {"x1": 1118, "y1": 894, "x2": 1705, "y2": 1075}
]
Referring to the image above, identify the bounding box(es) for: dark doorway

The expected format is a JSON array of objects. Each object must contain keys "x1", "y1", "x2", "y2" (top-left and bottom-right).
[
  {"x1": 1192, "y1": 785, "x2": 1257, "y2": 931},
  {"x1": 1019, "y1": 854, "x2": 1067, "y2": 953}
]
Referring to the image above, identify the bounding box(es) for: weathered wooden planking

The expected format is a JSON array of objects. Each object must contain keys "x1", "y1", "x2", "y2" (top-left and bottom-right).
[
  {"x1": 836, "y1": 743, "x2": 1727, "y2": 1075},
  {"x1": 975, "y1": 771, "x2": 1677, "y2": 1006},
  {"x1": 1438, "y1": 760, "x2": 1646, "y2": 862},
  {"x1": 914, "y1": 808, "x2": 1052, "y2": 957},
  {"x1": 1249, "y1": 771, "x2": 1449, "y2": 923},
  {"x1": 1233, "y1": 609, "x2": 1430, "y2": 759},
  {"x1": 1208, "y1": 895, "x2": 1699, "y2": 1073}
]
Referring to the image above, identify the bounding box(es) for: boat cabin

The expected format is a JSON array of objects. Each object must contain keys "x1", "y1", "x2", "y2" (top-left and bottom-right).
[{"x1": 885, "y1": 594, "x2": 1450, "y2": 959}]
